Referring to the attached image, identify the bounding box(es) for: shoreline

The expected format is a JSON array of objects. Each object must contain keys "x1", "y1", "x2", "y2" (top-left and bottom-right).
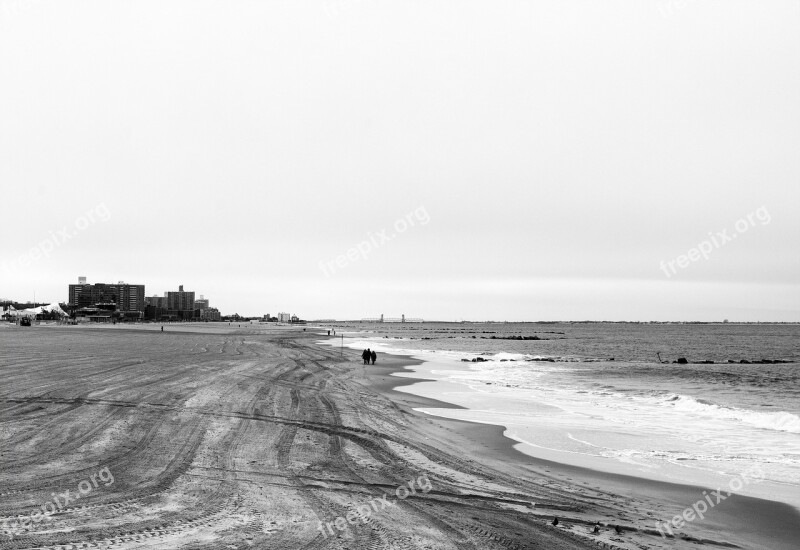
[{"x1": 355, "y1": 342, "x2": 800, "y2": 550}]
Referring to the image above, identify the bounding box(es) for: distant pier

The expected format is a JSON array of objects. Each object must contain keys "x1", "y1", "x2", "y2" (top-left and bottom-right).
[{"x1": 360, "y1": 314, "x2": 424, "y2": 323}]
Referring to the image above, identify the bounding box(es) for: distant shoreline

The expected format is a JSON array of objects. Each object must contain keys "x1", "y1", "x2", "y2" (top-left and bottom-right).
[{"x1": 315, "y1": 320, "x2": 800, "y2": 325}]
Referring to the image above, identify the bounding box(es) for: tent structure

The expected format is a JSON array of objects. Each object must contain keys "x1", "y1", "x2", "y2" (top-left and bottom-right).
[{"x1": 4, "y1": 303, "x2": 67, "y2": 318}]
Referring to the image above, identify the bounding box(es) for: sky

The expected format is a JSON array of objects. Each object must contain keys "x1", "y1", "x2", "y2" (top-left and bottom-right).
[{"x1": 1, "y1": 0, "x2": 798, "y2": 321}]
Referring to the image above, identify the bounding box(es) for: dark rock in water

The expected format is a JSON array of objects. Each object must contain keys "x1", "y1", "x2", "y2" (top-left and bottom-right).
[
  {"x1": 698, "y1": 360, "x2": 714, "y2": 364},
  {"x1": 476, "y1": 357, "x2": 487, "y2": 362},
  {"x1": 740, "y1": 359, "x2": 751, "y2": 364},
  {"x1": 677, "y1": 357, "x2": 688, "y2": 364},
  {"x1": 728, "y1": 360, "x2": 735, "y2": 363},
  {"x1": 609, "y1": 358, "x2": 615, "y2": 361},
  {"x1": 461, "y1": 359, "x2": 471, "y2": 362}
]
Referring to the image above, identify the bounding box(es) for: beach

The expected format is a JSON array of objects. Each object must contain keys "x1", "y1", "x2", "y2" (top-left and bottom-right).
[{"x1": 1, "y1": 323, "x2": 798, "y2": 549}]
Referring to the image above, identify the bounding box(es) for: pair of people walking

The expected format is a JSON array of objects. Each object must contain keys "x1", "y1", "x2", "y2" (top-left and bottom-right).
[{"x1": 362, "y1": 348, "x2": 376, "y2": 365}]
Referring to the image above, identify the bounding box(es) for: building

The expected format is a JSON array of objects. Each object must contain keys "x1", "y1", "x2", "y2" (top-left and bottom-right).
[
  {"x1": 200, "y1": 308, "x2": 221, "y2": 321},
  {"x1": 277, "y1": 312, "x2": 291, "y2": 323},
  {"x1": 166, "y1": 285, "x2": 195, "y2": 312},
  {"x1": 194, "y1": 295, "x2": 209, "y2": 310},
  {"x1": 163, "y1": 285, "x2": 196, "y2": 320},
  {"x1": 68, "y1": 278, "x2": 145, "y2": 312},
  {"x1": 144, "y1": 295, "x2": 166, "y2": 321},
  {"x1": 145, "y1": 295, "x2": 166, "y2": 308}
]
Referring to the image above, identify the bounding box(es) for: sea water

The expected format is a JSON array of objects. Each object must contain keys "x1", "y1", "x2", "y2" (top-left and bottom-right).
[{"x1": 323, "y1": 322, "x2": 800, "y2": 509}]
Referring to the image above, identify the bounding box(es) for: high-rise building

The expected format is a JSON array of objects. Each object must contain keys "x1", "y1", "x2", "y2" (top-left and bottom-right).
[
  {"x1": 166, "y1": 285, "x2": 195, "y2": 312},
  {"x1": 194, "y1": 295, "x2": 209, "y2": 310},
  {"x1": 68, "y1": 278, "x2": 145, "y2": 311}
]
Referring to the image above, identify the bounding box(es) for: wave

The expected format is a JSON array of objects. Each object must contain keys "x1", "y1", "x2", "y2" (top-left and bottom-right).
[{"x1": 657, "y1": 393, "x2": 800, "y2": 434}]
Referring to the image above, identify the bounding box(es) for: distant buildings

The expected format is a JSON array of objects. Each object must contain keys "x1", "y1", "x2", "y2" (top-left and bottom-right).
[
  {"x1": 167, "y1": 285, "x2": 195, "y2": 312},
  {"x1": 145, "y1": 284, "x2": 197, "y2": 321},
  {"x1": 145, "y1": 295, "x2": 166, "y2": 308},
  {"x1": 144, "y1": 295, "x2": 167, "y2": 321},
  {"x1": 63, "y1": 278, "x2": 226, "y2": 322},
  {"x1": 67, "y1": 278, "x2": 145, "y2": 320},
  {"x1": 194, "y1": 295, "x2": 209, "y2": 310},
  {"x1": 200, "y1": 308, "x2": 221, "y2": 321},
  {"x1": 277, "y1": 312, "x2": 291, "y2": 323},
  {"x1": 194, "y1": 295, "x2": 218, "y2": 321}
]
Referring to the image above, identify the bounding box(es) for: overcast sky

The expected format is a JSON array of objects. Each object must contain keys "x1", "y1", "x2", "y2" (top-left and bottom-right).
[{"x1": 1, "y1": 0, "x2": 798, "y2": 321}]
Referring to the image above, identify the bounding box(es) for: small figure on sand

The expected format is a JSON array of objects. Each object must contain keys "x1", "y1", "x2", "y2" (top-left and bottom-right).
[
  {"x1": 362, "y1": 349, "x2": 371, "y2": 365},
  {"x1": 327, "y1": 330, "x2": 331, "y2": 336},
  {"x1": 161, "y1": 326, "x2": 163, "y2": 332},
  {"x1": 552, "y1": 517, "x2": 559, "y2": 526},
  {"x1": 370, "y1": 350, "x2": 377, "y2": 365}
]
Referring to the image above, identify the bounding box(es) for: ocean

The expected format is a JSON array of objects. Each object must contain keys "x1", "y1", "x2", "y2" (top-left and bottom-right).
[{"x1": 322, "y1": 322, "x2": 800, "y2": 509}]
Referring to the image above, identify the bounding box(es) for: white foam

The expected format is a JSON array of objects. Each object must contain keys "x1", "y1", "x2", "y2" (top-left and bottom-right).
[{"x1": 650, "y1": 393, "x2": 800, "y2": 434}]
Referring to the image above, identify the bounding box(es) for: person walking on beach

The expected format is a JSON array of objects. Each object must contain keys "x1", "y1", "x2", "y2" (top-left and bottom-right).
[
  {"x1": 161, "y1": 326, "x2": 163, "y2": 332},
  {"x1": 370, "y1": 349, "x2": 377, "y2": 365},
  {"x1": 362, "y1": 349, "x2": 370, "y2": 365}
]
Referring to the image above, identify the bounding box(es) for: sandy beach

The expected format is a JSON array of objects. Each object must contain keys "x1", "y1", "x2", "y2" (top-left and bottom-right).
[{"x1": 1, "y1": 323, "x2": 797, "y2": 550}]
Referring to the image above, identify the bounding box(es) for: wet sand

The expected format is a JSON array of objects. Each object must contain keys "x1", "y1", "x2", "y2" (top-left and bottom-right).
[{"x1": 0, "y1": 323, "x2": 797, "y2": 549}]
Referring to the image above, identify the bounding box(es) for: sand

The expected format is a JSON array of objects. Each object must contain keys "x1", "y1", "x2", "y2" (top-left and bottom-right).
[{"x1": 0, "y1": 323, "x2": 797, "y2": 549}]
